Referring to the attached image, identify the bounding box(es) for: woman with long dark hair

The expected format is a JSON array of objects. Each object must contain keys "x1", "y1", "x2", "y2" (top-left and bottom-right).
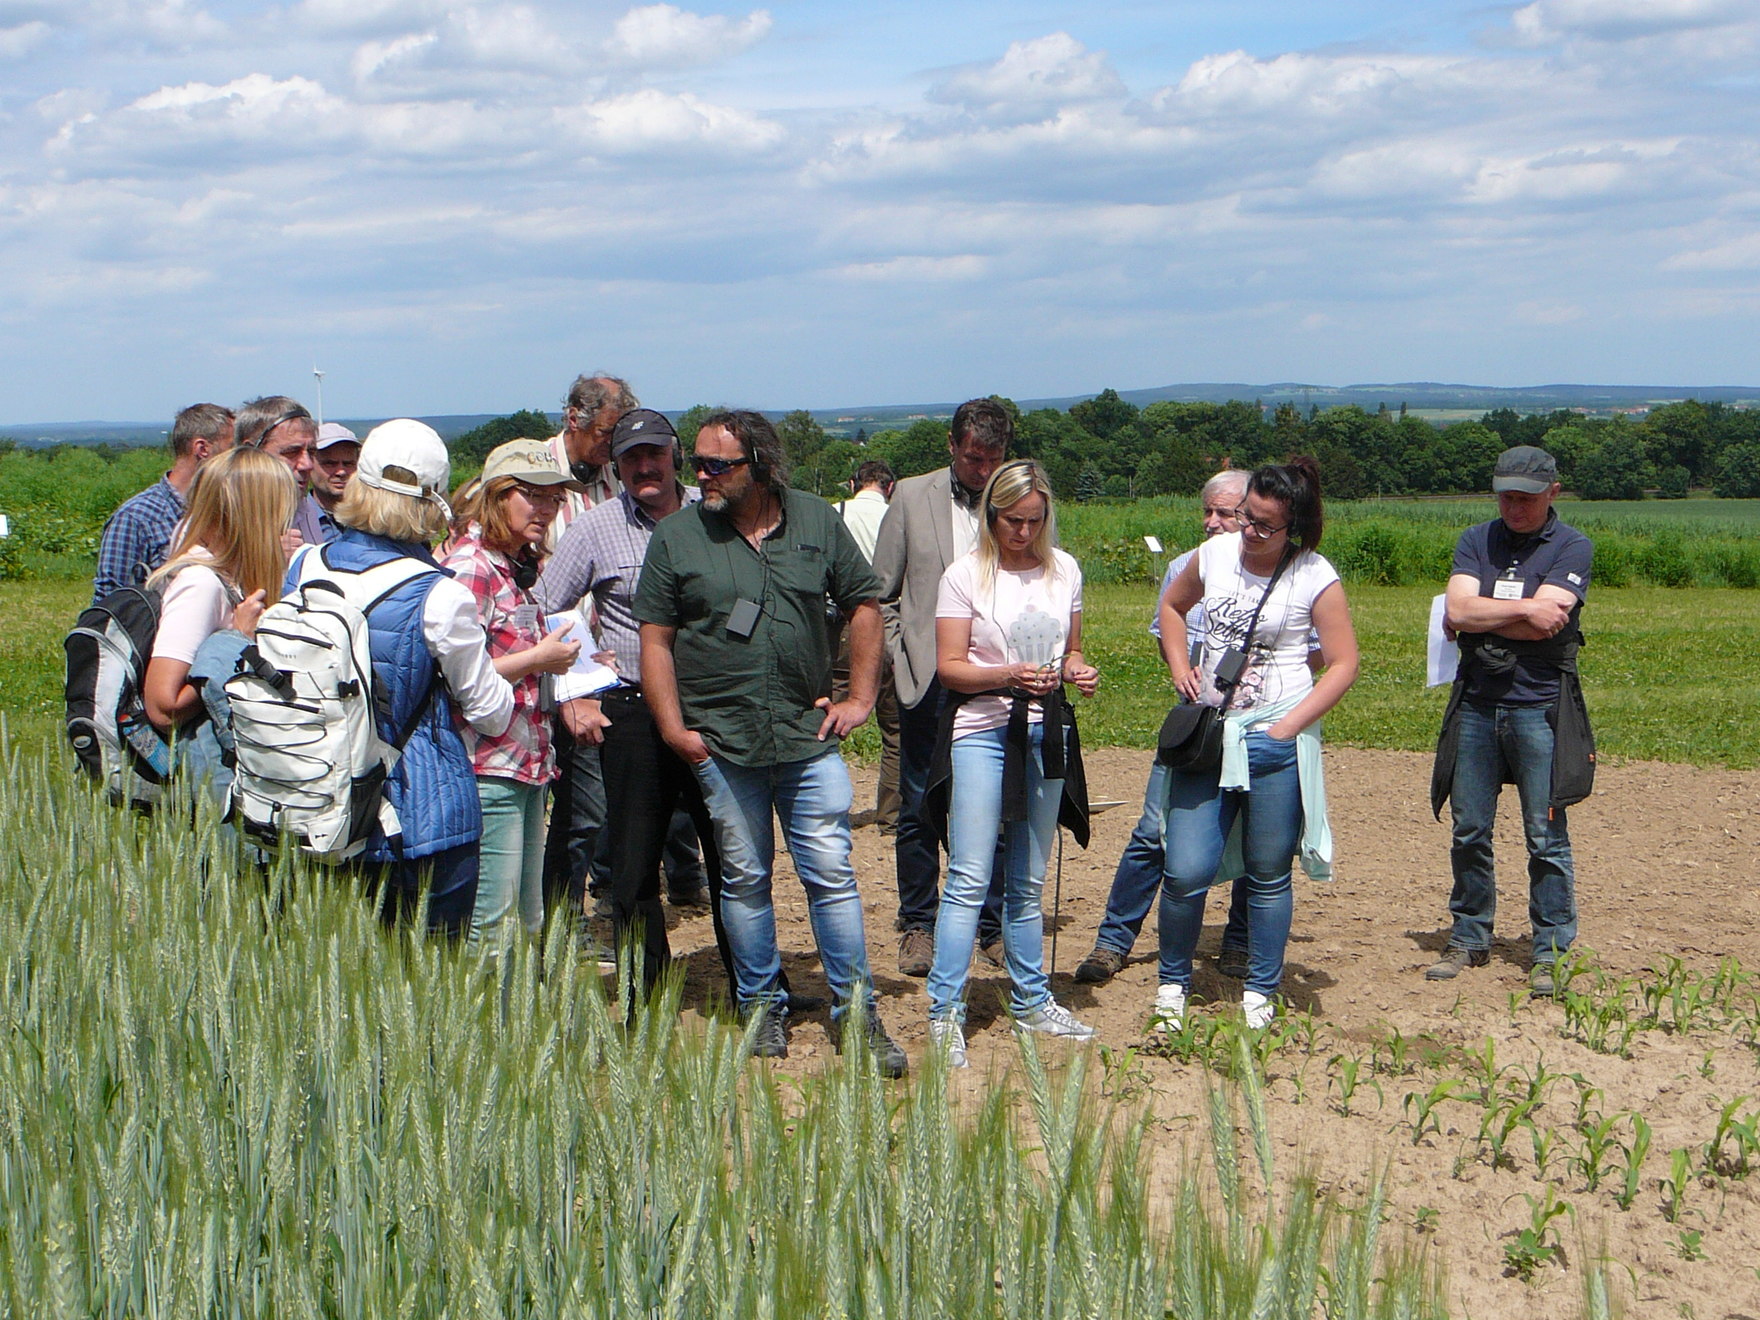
[
  {"x1": 926, "y1": 458, "x2": 1100, "y2": 1066},
  {"x1": 1153, "y1": 455, "x2": 1358, "y2": 1032}
]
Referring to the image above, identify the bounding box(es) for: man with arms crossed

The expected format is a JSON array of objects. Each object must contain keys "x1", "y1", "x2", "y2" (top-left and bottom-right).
[
  {"x1": 93, "y1": 402, "x2": 234, "y2": 602},
  {"x1": 1428, "y1": 445, "x2": 1594, "y2": 999},
  {"x1": 637, "y1": 410, "x2": 906, "y2": 1076},
  {"x1": 871, "y1": 399, "x2": 1011, "y2": 976}
]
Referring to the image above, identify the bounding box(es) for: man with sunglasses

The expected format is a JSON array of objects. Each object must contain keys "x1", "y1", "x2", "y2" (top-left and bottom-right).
[
  {"x1": 636, "y1": 410, "x2": 907, "y2": 1076},
  {"x1": 1428, "y1": 446, "x2": 1594, "y2": 999}
]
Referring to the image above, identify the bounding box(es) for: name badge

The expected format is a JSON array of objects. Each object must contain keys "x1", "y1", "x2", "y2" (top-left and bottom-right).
[
  {"x1": 512, "y1": 604, "x2": 539, "y2": 633},
  {"x1": 1492, "y1": 578, "x2": 1524, "y2": 601}
]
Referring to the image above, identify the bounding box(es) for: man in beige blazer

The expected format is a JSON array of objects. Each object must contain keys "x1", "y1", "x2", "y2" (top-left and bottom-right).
[{"x1": 871, "y1": 398, "x2": 1011, "y2": 976}]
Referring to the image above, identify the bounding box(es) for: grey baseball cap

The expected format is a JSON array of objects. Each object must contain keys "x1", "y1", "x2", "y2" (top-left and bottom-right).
[{"x1": 1492, "y1": 446, "x2": 1559, "y2": 494}]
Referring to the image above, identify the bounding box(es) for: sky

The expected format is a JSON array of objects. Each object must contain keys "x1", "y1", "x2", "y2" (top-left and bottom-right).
[{"x1": 2, "y1": 0, "x2": 1758, "y2": 423}]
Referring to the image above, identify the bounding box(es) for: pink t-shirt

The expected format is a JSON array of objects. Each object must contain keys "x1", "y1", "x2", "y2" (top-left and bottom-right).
[
  {"x1": 150, "y1": 550, "x2": 236, "y2": 665},
  {"x1": 936, "y1": 548, "x2": 1083, "y2": 739}
]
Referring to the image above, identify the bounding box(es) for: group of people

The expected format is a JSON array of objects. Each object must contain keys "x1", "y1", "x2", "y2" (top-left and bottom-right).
[{"x1": 93, "y1": 376, "x2": 1593, "y2": 1076}]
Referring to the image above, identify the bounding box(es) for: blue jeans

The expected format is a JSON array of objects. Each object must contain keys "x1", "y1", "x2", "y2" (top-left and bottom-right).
[
  {"x1": 693, "y1": 751, "x2": 876, "y2": 1021},
  {"x1": 543, "y1": 736, "x2": 610, "y2": 913},
  {"x1": 928, "y1": 724, "x2": 1062, "y2": 1020},
  {"x1": 1157, "y1": 732, "x2": 1302, "y2": 996},
  {"x1": 1447, "y1": 702, "x2": 1576, "y2": 962},
  {"x1": 1094, "y1": 758, "x2": 1249, "y2": 958},
  {"x1": 472, "y1": 777, "x2": 547, "y2": 942}
]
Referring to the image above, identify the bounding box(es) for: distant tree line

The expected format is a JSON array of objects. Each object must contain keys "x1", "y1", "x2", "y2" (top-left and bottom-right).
[{"x1": 451, "y1": 392, "x2": 1760, "y2": 502}]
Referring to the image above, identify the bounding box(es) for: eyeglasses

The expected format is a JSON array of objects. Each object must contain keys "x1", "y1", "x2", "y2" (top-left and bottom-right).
[
  {"x1": 513, "y1": 483, "x2": 566, "y2": 508},
  {"x1": 1233, "y1": 506, "x2": 1289, "y2": 538},
  {"x1": 691, "y1": 455, "x2": 751, "y2": 477}
]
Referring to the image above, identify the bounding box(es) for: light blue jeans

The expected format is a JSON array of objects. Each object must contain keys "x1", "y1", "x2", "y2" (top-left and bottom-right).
[
  {"x1": 1447, "y1": 702, "x2": 1577, "y2": 962},
  {"x1": 693, "y1": 751, "x2": 876, "y2": 1021},
  {"x1": 1158, "y1": 731, "x2": 1302, "y2": 997},
  {"x1": 472, "y1": 777, "x2": 547, "y2": 942},
  {"x1": 928, "y1": 724, "x2": 1063, "y2": 1021}
]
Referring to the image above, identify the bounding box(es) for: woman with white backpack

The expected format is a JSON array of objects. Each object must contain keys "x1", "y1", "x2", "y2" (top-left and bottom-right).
[{"x1": 300, "y1": 419, "x2": 519, "y2": 936}]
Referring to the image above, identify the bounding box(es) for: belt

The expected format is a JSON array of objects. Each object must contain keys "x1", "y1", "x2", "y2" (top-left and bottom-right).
[{"x1": 601, "y1": 684, "x2": 644, "y2": 700}]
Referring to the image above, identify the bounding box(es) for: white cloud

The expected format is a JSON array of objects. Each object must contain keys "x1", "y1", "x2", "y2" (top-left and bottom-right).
[
  {"x1": 0, "y1": 19, "x2": 48, "y2": 58},
  {"x1": 293, "y1": 0, "x2": 446, "y2": 36},
  {"x1": 1513, "y1": 300, "x2": 1587, "y2": 325},
  {"x1": 1160, "y1": 48, "x2": 1490, "y2": 122},
  {"x1": 610, "y1": 4, "x2": 771, "y2": 67},
  {"x1": 1664, "y1": 234, "x2": 1760, "y2": 271},
  {"x1": 559, "y1": 89, "x2": 782, "y2": 154},
  {"x1": 1511, "y1": 0, "x2": 1751, "y2": 43},
  {"x1": 929, "y1": 33, "x2": 1123, "y2": 117},
  {"x1": 350, "y1": 31, "x2": 438, "y2": 83},
  {"x1": 832, "y1": 254, "x2": 988, "y2": 283}
]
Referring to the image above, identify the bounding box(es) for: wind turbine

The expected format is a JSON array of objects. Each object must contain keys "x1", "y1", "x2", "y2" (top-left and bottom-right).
[{"x1": 312, "y1": 365, "x2": 326, "y2": 425}]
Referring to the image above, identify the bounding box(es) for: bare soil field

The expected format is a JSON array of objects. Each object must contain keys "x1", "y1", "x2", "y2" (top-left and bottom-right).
[{"x1": 661, "y1": 747, "x2": 1760, "y2": 1319}]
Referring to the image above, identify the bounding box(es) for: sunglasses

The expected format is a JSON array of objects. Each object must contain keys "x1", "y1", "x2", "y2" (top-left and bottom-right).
[{"x1": 691, "y1": 455, "x2": 751, "y2": 477}]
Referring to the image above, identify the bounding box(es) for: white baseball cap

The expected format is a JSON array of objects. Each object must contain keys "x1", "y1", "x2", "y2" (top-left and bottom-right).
[{"x1": 357, "y1": 419, "x2": 452, "y2": 513}]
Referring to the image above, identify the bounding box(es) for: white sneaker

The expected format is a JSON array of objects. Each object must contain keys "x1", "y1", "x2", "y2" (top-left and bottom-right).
[
  {"x1": 928, "y1": 1016, "x2": 968, "y2": 1068},
  {"x1": 1242, "y1": 990, "x2": 1276, "y2": 1030},
  {"x1": 1015, "y1": 999, "x2": 1097, "y2": 1040},
  {"x1": 1149, "y1": 984, "x2": 1187, "y2": 1034}
]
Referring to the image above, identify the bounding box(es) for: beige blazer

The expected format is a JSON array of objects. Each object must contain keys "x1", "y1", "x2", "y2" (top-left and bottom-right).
[{"x1": 871, "y1": 467, "x2": 957, "y2": 710}]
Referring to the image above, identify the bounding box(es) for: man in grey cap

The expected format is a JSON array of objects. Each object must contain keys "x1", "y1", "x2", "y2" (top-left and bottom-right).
[
  {"x1": 292, "y1": 422, "x2": 359, "y2": 545},
  {"x1": 1427, "y1": 445, "x2": 1596, "y2": 998}
]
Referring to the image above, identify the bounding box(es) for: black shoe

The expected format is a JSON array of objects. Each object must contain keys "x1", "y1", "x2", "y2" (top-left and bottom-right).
[
  {"x1": 786, "y1": 991, "x2": 828, "y2": 1014},
  {"x1": 743, "y1": 1004, "x2": 789, "y2": 1060},
  {"x1": 837, "y1": 1012, "x2": 908, "y2": 1079},
  {"x1": 668, "y1": 884, "x2": 710, "y2": 911},
  {"x1": 1216, "y1": 945, "x2": 1249, "y2": 980}
]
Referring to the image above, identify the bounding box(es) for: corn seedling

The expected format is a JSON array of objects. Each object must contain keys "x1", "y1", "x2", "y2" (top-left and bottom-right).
[
  {"x1": 1501, "y1": 1187, "x2": 1571, "y2": 1282},
  {"x1": 1613, "y1": 1114, "x2": 1653, "y2": 1212},
  {"x1": 1663, "y1": 1146, "x2": 1695, "y2": 1223},
  {"x1": 1403, "y1": 1080, "x2": 1469, "y2": 1147},
  {"x1": 1675, "y1": 1229, "x2": 1706, "y2": 1262},
  {"x1": 1327, "y1": 1053, "x2": 1383, "y2": 1117}
]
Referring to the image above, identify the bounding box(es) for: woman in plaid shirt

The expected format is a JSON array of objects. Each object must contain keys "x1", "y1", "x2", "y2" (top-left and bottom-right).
[{"x1": 444, "y1": 440, "x2": 583, "y2": 946}]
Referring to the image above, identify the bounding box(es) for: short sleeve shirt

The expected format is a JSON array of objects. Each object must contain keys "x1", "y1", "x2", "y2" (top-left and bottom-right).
[
  {"x1": 1193, "y1": 535, "x2": 1340, "y2": 712},
  {"x1": 936, "y1": 548, "x2": 1083, "y2": 739},
  {"x1": 1452, "y1": 511, "x2": 1592, "y2": 706},
  {"x1": 634, "y1": 488, "x2": 880, "y2": 767}
]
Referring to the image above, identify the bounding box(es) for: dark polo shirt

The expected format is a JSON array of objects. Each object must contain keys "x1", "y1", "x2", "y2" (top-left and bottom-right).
[
  {"x1": 634, "y1": 487, "x2": 880, "y2": 768},
  {"x1": 1452, "y1": 509, "x2": 1592, "y2": 706}
]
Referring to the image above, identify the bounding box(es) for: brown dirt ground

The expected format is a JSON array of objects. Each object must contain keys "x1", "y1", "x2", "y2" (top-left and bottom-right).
[{"x1": 659, "y1": 747, "x2": 1760, "y2": 1319}]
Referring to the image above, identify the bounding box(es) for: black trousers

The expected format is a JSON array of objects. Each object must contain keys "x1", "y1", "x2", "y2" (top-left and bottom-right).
[{"x1": 600, "y1": 690, "x2": 735, "y2": 994}]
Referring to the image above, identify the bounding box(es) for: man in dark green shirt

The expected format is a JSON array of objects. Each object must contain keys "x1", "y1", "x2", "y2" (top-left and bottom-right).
[{"x1": 636, "y1": 410, "x2": 906, "y2": 1076}]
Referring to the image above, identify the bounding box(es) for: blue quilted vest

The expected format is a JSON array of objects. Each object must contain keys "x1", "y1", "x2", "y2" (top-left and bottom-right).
[{"x1": 294, "y1": 531, "x2": 483, "y2": 861}]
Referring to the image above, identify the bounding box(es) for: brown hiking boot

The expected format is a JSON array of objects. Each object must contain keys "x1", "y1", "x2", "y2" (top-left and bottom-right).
[
  {"x1": 1424, "y1": 945, "x2": 1489, "y2": 981},
  {"x1": 976, "y1": 938, "x2": 1006, "y2": 970},
  {"x1": 1073, "y1": 946, "x2": 1127, "y2": 984},
  {"x1": 898, "y1": 927, "x2": 934, "y2": 977}
]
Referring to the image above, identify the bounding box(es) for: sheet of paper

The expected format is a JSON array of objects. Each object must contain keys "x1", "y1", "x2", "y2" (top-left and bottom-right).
[
  {"x1": 1427, "y1": 593, "x2": 1458, "y2": 688},
  {"x1": 545, "y1": 609, "x2": 621, "y2": 700}
]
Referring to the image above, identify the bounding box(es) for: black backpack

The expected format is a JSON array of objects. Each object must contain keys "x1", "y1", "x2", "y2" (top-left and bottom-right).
[{"x1": 64, "y1": 584, "x2": 175, "y2": 810}]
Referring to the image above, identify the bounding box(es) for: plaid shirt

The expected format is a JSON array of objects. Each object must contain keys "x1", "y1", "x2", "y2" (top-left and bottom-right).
[
  {"x1": 93, "y1": 475, "x2": 184, "y2": 603},
  {"x1": 441, "y1": 532, "x2": 554, "y2": 785},
  {"x1": 536, "y1": 485, "x2": 700, "y2": 682}
]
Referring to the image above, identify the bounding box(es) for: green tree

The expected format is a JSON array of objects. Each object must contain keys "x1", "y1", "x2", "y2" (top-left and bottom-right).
[
  {"x1": 450, "y1": 409, "x2": 555, "y2": 465},
  {"x1": 1642, "y1": 400, "x2": 1713, "y2": 483},
  {"x1": 674, "y1": 404, "x2": 716, "y2": 449},
  {"x1": 1074, "y1": 465, "x2": 1106, "y2": 503},
  {"x1": 1068, "y1": 387, "x2": 1139, "y2": 440},
  {"x1": 1575, "y1": 429, "x2": 1653, "y2": 500},
  {"x1": 868, "y1": 419, "x2": 948, "y2": 481},
  {"x1": 1713, "y1": 443, "x2": 1760, "y2": 498}
]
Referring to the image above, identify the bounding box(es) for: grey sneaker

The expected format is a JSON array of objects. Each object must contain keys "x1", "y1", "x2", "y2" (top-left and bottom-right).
[
  {"x1": 1073, "y1": 945, "x2": 1127, "y2": 984},
  {"x1": 1424, "y1": 945, "x2": 1489, "y2": 981},
  {"x1": 1015, "y1": 999, "x2": 1096, "y2": 1040},
  {"x1": 928, "y1": 1017, "x2": 968, "y2": 1068},
  {"x1": 1216, "y1": 945, "x2": 1250, "y2": 980},
  {"x1": 1529, "y1": 962, "x2": 1557, "y2": 999},
  {"x1": 898, "y1": 928, "x2": 934, "y2": 977},
  {"x1": 743, "y1": 1004, "x2": 789, "y2": 1060}
]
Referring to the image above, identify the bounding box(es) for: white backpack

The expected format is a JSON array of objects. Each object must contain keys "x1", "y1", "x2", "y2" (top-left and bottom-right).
[{"x1": 225, "y1": 548, "x2": 435, "y2": 861}]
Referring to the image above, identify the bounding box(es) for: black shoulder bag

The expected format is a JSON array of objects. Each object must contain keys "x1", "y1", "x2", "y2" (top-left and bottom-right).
[{"x1": 1156, "y1": 547, "x2": 1293, "y2": 773}]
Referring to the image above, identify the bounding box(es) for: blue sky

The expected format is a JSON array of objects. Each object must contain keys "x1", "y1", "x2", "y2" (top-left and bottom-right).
[{"x1": 2, "y1": 0, "x2": 1757, "y2": 423}]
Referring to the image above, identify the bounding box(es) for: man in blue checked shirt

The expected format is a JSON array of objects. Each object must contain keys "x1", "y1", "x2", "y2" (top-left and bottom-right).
[{"x1": 92, "y1": 403, "x2": 235, "y2": 604}]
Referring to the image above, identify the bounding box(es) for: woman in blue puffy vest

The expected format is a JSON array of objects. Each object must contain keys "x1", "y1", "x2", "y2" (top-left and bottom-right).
[{"x1": 304, "y1": 419, "x2": 516, "y2": 936}]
